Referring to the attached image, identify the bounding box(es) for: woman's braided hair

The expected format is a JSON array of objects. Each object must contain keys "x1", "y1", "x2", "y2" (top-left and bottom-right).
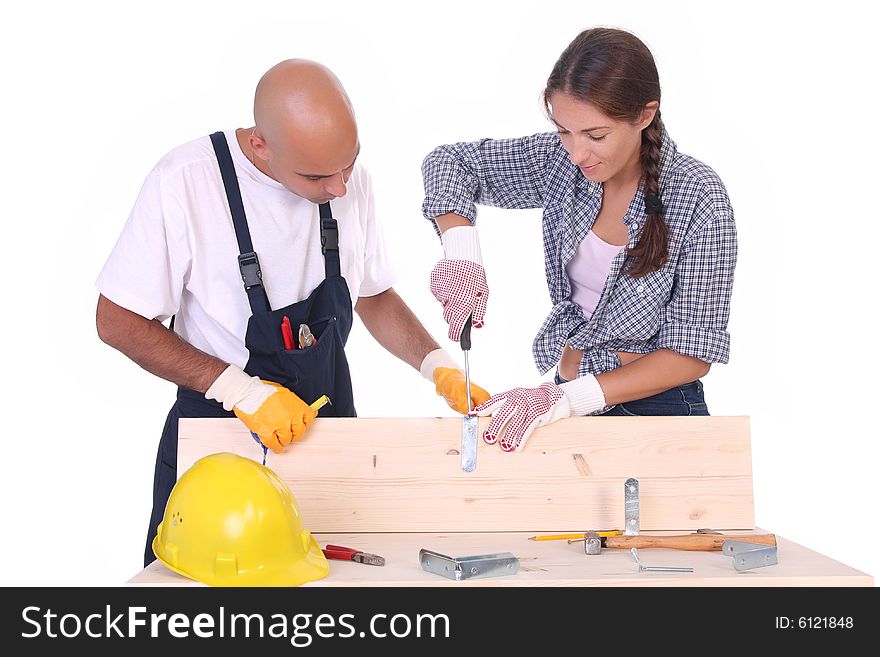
[{"x1": 544, "y1": 28, "x2": 668, "y2": 276}]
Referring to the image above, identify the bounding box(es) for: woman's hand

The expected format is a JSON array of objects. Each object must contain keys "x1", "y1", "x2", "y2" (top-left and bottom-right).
[
  {"x1": 474, "y1": 376, "x2": 607, "y2": 452},
  {"x1": 430, "y1": 221, "x2": 488, "y2": 341}
]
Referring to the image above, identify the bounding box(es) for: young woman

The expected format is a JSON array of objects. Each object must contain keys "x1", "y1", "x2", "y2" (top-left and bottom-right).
[{"x1": 423, "y1": 28, "x2": 736, "y2": 452}]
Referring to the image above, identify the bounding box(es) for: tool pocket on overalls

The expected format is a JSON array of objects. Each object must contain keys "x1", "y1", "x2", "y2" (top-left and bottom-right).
[
  {"x1": 278, "y1": 316, "x2": 338, "y2": 384},
  {"x1": 279, "y1": 315, "x2": 335, "y2": 350}
]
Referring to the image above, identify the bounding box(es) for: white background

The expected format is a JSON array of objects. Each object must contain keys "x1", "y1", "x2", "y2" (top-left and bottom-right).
[{"x1": 1, "y1": 0, "x2": 876, "y2": 586}]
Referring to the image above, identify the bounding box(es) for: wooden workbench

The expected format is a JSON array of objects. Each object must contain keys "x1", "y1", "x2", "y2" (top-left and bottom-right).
[
  {"x1": 129, "y1": 530, "x2": 870, "y2": 587},
  {"x1": 128, "y1": 416, "x2": 873, "y2": 587}
]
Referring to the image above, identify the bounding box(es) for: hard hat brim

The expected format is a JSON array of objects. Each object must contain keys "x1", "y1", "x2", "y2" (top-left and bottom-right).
[{"x1": 152, "y1": 528, "x2": 330, "y2": 587}]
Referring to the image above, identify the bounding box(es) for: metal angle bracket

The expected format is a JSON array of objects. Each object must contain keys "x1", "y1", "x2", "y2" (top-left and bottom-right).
[
  {"x1": 631, "y1": 548, "x2": 694, "y2": 574},
  {"x1": 461, "y1": 415, "x2": 478, "y2": 472},
  {"x1": 624, "y1": 477, "x2": 640, "y2": 535},
  {"x1": 723, "y1": 540, "x2": 778, "y2": 571},
  {"x1": 419, "y1": 549, "x2": 519, "y2": 581}
]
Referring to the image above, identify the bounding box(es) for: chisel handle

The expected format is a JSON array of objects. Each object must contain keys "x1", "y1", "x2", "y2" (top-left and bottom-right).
[
  {"x1": 460, "y1": 314, "x2": 473, "y2": 351},
  {"x1": 605, "y1": 533, "x2": 777, "y2": 551}
]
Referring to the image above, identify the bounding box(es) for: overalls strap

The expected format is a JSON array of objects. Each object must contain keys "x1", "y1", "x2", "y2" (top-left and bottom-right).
[{"x1": 209, "y1": 131, "x2": 271, "y2": 314}]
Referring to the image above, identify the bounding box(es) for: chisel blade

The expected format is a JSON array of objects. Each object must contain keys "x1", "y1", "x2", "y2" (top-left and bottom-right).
[{"x1": 461, "y1": 414, "x2": 477, "y2": 472}]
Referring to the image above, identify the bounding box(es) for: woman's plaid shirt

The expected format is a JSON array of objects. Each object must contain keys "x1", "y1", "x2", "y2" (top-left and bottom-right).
[{"x1": 421, "y1": 129, "x2": 737, "y2": 377}]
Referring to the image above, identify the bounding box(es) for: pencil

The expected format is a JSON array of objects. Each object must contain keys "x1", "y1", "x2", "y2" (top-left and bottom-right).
[{"x1": 528, "y1": 530, "x2": 622, "y2": 541}]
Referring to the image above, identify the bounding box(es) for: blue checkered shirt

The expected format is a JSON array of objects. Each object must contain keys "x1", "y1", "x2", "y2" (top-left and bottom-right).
[{"x1": 421, "y1": 129, "x2": 737, "y2": 377}]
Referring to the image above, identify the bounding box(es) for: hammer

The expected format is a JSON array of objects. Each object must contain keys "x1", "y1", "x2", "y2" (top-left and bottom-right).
[{"x1": 572, "y1": 531, "x2": 777, "y2": 555}]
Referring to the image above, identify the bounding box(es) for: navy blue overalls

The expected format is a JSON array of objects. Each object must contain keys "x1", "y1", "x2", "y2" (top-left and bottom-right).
[{"x1": 144, "y1": 132, "x2": 357, "y2": 566}]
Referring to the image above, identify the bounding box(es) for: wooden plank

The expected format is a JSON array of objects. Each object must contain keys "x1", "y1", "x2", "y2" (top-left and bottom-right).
[
  {"x1": 128, "y1": 530, "x2": 873, "y2": 587},
  {"x1": 178, "y1": 416, "x2": 754, "y2": 532},
  {"x1": 244, "y1": 475, "x2": 755, "y2": 533}
]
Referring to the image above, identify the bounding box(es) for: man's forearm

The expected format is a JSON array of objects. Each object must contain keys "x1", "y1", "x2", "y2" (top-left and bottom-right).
[
  {"x1": 96, "y1": 294, "x2": 228, "y2": 393},
  {"x1": 354, "y1": 288, "x2": 440, "y2": 370}
]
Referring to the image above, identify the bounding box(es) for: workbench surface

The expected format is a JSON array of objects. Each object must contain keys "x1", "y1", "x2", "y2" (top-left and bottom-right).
[
  {"x1": 128, "y1": 530, "x2": 872, "y2": 587},
  {"x1": 132, "y1": 417, "x2": 873, "y2": 587}
]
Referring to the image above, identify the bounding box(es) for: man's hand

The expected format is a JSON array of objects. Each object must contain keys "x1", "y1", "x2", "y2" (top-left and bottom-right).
[
  {"x1": 206, "y1": 365, "x2": 317, "y2": 453},
  {"x1": 474, "y1": 376, "x2": 607, "y2": 452},
  {"x1": 433, "y1": 367, "x2": 491, "y2": 415},
  {"x1": 420, "y1": 349, "x2": 490, "y2": 415},
  {"x1": 430, "y1": 226, "x2": 488, "y2": 341}
]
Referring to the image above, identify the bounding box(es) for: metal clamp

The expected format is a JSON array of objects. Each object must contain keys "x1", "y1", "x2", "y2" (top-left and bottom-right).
[
  {"x1": 723, "y1": 540, "x2": 778, "y2": 571},
  {"x1": 419, "y1": 549, "x2": 519, "y2": 581}
]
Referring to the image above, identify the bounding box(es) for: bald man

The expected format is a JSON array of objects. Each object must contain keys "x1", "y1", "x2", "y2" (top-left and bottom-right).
[{"x1": 95, "y1": 60, "x2": 489, "y2": 567}]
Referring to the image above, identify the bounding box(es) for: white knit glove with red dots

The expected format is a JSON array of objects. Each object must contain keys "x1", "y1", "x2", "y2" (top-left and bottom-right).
[
  {"x1": 474, "y1": 376, "x2": 607, "y2": 452},
  {"x1": 430, "y1": 226, "x2": 488, "y2": 342}
]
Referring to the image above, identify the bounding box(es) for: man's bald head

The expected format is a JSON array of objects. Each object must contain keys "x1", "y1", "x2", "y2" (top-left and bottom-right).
[
  {"x1": 246, "y1": 59, "x2": 360, "y2": 202},
  {"x1": 253, "y1": 59, "x2": 357, "y2": 155}
]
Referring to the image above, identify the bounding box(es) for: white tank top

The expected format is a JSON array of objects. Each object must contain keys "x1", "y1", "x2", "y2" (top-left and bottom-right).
[{"x1": 566, "y1": 230, "x2": 625, "y2": 318}]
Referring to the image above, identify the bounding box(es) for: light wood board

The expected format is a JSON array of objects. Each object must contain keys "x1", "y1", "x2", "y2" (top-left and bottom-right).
[
  {"x1": 178, "y1": 416, "x2": 755, "y2": 532},
  {"x1": 128, "y1": 530, "x2": 873, "y2": 587}
]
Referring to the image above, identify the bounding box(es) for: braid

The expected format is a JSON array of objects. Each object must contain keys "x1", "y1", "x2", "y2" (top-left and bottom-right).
[{"x1": 627, "y1": 111, "x2": 669, "y2": 277}]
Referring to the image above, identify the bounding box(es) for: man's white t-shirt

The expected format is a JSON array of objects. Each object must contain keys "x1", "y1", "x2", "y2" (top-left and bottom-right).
[{"x1": 96, "y1": 130, "x2": 396, "y2": 369}]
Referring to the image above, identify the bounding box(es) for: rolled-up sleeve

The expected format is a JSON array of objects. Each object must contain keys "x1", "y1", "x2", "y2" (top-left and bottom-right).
[
  {"x1": 421, "y1": 133, "x2": 560, "y2": 235},
  {"x1": 657, "y1": 191, "x2": 737, "y2": 363}
]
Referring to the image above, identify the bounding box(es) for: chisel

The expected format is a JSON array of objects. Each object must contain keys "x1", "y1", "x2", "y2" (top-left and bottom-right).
[{"x1": 460, "y1": 314, "x2": 477, "y2": 472}]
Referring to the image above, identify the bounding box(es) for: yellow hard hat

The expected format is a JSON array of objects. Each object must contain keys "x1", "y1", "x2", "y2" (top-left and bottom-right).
[{"x1": 152, "y1": 452, "x2": 329, "y2": 587}]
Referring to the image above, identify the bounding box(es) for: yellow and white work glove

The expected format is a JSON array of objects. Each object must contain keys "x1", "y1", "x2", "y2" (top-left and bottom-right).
[
  {"x1": 206, "y1": 364, "x2": 317, "y2": 454},
  {"x1": 473, "y1": 375, "x2": 607, "y2": 452},
  {"x1": 420, "y1": 348, "x2": 491, "y2": 415},
  {"x1": 430, "y1": 226, "x2": 488, "y2": 342}
]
